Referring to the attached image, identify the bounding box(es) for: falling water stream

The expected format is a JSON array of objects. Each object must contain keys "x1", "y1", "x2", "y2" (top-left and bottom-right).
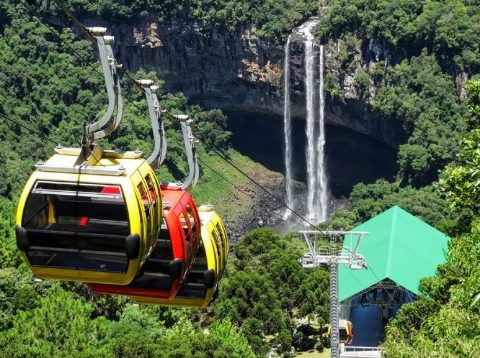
[
  {"x1": 316, "y1": 44, "x2": 328, "y2": 222},
  {"x1": 283, "y1": 20, "x2": 329, "y2": 224},
  {"x1": 283, "y1": 35, "x2": 293, "y2": 220},
  {"x1": 302, "y1": 24, "x2": 317, "y2": 222}
]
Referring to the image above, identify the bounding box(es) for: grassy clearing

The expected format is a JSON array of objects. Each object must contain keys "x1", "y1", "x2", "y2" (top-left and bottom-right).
[
  {"x1": 155, "y1": 147, "x2": 282, "y2": 222},
  {"x1": 191, "y1": 149, "x2": 261, "y2": 219}
]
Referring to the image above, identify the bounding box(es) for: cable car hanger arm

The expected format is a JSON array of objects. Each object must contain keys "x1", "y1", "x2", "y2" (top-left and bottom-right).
[
  {"x1": 138, "y1": 80, "x2": 167, "y2": 169},
  {"x1": 86, "y1": 27, "x2": 124, "y2": 141},
  {"x1": 175, "y1": 114, "x2": 199, "y2": 190}
]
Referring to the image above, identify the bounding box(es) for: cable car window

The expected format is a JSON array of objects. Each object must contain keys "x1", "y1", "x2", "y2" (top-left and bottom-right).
[
  {"x1": 137, "y1": 183, "x2": 150, "y2": 218},
  {"x1": 139, "y1": 181, "x2": 155, "y2": 246},
  {"x1": 145, "y1": 174, "x2": 158, "y2": 206},
  {"x1": 22, "y1": 181, "x2": 130, "y2": 273},
  {"x1": 185, "y1": 204, "x2": 196, "y2": 228},
  {"x1": 179, "y1": 211, "x2": 192, "y2": 242},
  {"x1": 185, "y1": 204, "x2": 197, "y2": 241},
  {"x1": 215, "y1": 222, "x2": 226, "y2": 266},
  {"x1": 144, "y1": 174, "x2": 159, "y2": 245},
  {"x1": 211, "y1": 228, "x2": 222, "y2": 269}
]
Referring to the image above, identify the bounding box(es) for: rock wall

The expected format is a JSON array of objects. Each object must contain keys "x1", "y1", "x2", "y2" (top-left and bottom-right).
[
  {"x1": 104, "y1": 19, "x2": 284, "y2": 114},
  {"x1": 79, "y1": 17, "x2": 405, "y2": 147}
]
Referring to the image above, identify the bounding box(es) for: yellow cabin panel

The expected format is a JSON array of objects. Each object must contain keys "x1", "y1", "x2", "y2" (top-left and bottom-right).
[{"x1": 15, "y1": 151, "x2": 162, "y2": 285}]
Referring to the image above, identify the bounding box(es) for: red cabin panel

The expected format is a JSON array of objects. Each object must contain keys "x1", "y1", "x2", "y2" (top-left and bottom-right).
[{"x1": 88, "y1": 184, "x2": 200, "y2": 299}]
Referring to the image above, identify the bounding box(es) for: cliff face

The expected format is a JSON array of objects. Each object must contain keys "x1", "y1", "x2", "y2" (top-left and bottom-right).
[
  {"x1": 108, "y1": 19, "x2": 284, "y2": 114},
  {"x1": 92, "y1": 17, "x2": 404, "y2": 147}
]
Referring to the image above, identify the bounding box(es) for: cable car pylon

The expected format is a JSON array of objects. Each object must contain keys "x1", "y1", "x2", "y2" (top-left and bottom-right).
[{"x1": 299, "y1": 230, "x2": 369, "y2": 358}]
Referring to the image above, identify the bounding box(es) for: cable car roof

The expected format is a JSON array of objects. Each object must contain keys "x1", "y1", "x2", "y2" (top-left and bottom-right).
[
  {"x1": 35, "y1": 148, "x2": 146, "y2": 177},
  {"x1": 161, "y1": 184, "x2": 197, "y2": 212},
  {"x1": 197, "y1": 205, "x2": 216, "y2": 225}
]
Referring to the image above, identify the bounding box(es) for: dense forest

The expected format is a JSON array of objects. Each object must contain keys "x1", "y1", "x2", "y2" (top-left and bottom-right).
[{"x1": 1, "y1": 0, "x2": 480, "y2": 357}]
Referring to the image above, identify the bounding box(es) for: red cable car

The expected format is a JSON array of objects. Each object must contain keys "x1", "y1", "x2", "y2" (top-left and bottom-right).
[{"x1": 88, "y1": 183, "x2": 201, "y2": 298}]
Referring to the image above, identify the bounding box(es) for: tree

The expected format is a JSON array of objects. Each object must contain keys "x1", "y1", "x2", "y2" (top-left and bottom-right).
[
  {"x1": 0, "y1": 288, "x2": 111, "y2": 357},
  {"x1": 438, "y1": 79, "x2": 480, "y2": 231},
  {"x1": 383, "y1": 79, "x2": 480, "y2": 356}
]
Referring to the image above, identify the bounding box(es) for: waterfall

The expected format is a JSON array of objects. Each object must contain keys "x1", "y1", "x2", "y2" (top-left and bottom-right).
[
  {"x1": 283, "y1": 35, "x2": 293, "y2": 220},
  {"x1": 282, "y1": 19, "x2": 329, "y2": 224},
  {"x1": 303, "y1": 29, "x2": 317, "y2": 221},
  {"x1": 316, "y1": 44, "x2": 328, "y2": 222},
  {"x1": 282, "y1": 19, "x2": 328, "y2": 225}
]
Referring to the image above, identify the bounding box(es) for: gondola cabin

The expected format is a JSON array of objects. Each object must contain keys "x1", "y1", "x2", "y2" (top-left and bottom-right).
[
  {"x1": 15, "y1": 147, "x2": 161, "y2": 285},
  {"x1": 87, "y1": 183, "x2": 201, "y2": 299},
  {"x1": 132, "y1": 204, "x2": 229, "y2": 307}
]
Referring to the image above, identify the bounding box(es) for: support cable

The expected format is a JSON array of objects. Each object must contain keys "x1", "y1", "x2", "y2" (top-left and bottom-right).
[
  {"x1": 196, "y1": 156, "x2": 254, "y2": 199},
  {"x1": 211, "y1": 148, "x2": 319, "y2": 229},
  {"x1": 0, "y1": 113, "x2": 58, "y2": 147},
  {"x1": 20, "y1": 1, "x2": 321, "y2": 229},
  {"x1": 0, "y1": 113, "x2": 104, "y2": 165},
  {"x1": 55, "y1": 0, "x2": 97, "y2": 44},
  {"x1": 19, "y1": 0, "x2": 103, "y2": 78}
]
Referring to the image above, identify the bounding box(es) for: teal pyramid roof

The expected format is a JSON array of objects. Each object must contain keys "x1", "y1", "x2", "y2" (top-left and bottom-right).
[{"x1": 339, "y1": 206, "x2": 450, "y2": 302}]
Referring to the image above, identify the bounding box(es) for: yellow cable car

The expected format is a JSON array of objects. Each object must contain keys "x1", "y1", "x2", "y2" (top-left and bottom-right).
[
  {"x1": 131, "y1": 204, "x2": 229, "y2": 307},
  {"x1": 15, "y1": 146, "x2": 162, "y2": 285}
]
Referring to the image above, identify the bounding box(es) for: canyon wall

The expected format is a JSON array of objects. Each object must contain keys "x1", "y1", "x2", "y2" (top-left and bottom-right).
[{"x1": 78, "y1": 17, "x2": 405, "y2": 147}]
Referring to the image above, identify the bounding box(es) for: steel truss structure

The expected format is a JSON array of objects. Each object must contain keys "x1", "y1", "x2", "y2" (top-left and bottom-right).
[{"x1": 299, "y1": 231, "x2": 369, "y2": 358}]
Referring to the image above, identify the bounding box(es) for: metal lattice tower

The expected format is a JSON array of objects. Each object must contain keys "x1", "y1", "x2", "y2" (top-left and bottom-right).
[{"x1": 299, "y1": 231, "x2": 369, "y2": 358}]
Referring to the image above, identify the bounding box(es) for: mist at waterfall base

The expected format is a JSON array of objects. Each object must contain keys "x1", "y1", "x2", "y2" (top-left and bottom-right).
[{"x1": 226, "y1": 111, "x2": 398, "y2": 229}]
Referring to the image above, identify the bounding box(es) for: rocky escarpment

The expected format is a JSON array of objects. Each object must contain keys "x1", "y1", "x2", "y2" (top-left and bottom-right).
[
  {"x1": 77, "y1": 16, "x2": 404, "y2": 147},
  {"x1": 287, "y1": 27, "x2": 405, "y2": 147},
  {"x1": 106, "y1": 19, "x2": 285, "y2": 114}
]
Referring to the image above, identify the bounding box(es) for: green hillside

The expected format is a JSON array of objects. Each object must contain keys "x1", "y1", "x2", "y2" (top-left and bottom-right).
[{"x1": 1, "y1": 0, "x2": 479, "y2": 357}]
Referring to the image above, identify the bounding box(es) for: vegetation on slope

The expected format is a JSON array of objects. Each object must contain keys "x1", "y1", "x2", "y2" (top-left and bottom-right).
[
  {"x1": 381, "y1": 80, "x2": 480, "y2": 357},
  {"x1": 319, "y1": 0, "x2": 480, "y2": 190},
  {"x1": 34, "y1": 0, "x2": 319, "y2": 44}
]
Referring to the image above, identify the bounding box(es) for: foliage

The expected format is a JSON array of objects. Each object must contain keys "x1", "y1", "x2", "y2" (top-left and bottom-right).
[
  {"x1": 62, "y1": 0, "x2": 318, "y2": 44},
  {"x1": 354, "y1": 68, "x2": 369, "y2": 99},
  {"x1": 319, "y1": 1, "x2": 476, "y2": 187},
  {"x1": 318, "y1": 0, "x2": 480, "y2": 73},
  {"x1": 382, "y1": 79, "x2": 480, "y2": 356},
  {"x1": 0, "y1": 287, "x2": 112, "y2": 357},
  {"x1": 215, "y1": 229, "x2": 329, "y2": 355},
  {"x1": 325, "y1": 210, "x2": 357, "y2": 231},
  {"x1": 375, "y1": 52, "x2": 466, "y2": 186},
  {"x1": 189, "y1": 106, "x2": 231, "y2": 153},
  {"x1": 349, "y1": 179, "x2": 450, "y2": 229},
  {"x1": 0, "y1": 267, "x2": 55, "y2": 331},
  {"x1": 0, "y1": 197, "x2": 21, "y2": 268},
  {"x1": 383, "y1": 229, "x2": 480, "y2": 357},
  {"x1": 438, "y1": 79, "x2": 480, "y2": 231}
]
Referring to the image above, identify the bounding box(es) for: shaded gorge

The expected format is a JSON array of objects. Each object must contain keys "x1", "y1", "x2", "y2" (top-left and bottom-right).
[{"x1": 226, "y1": 111, "x2": 398, "y2": 198}]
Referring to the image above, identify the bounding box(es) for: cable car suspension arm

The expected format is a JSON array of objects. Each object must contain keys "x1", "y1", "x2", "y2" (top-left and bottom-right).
[
  {"x1": 138, "y1": 80, "x2": 167, "y2": 169},
  {"x1": 175, "y1": 115, "x2": 200, "y2": 190},
  {"x1": 85, "y1": 27, "x2": 123, "y2": 141}
]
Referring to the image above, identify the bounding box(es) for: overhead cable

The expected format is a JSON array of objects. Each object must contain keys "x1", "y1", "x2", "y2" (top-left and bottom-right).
[{"x1": 20, "y1": 1, "x2": 323, "y2": 230}]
